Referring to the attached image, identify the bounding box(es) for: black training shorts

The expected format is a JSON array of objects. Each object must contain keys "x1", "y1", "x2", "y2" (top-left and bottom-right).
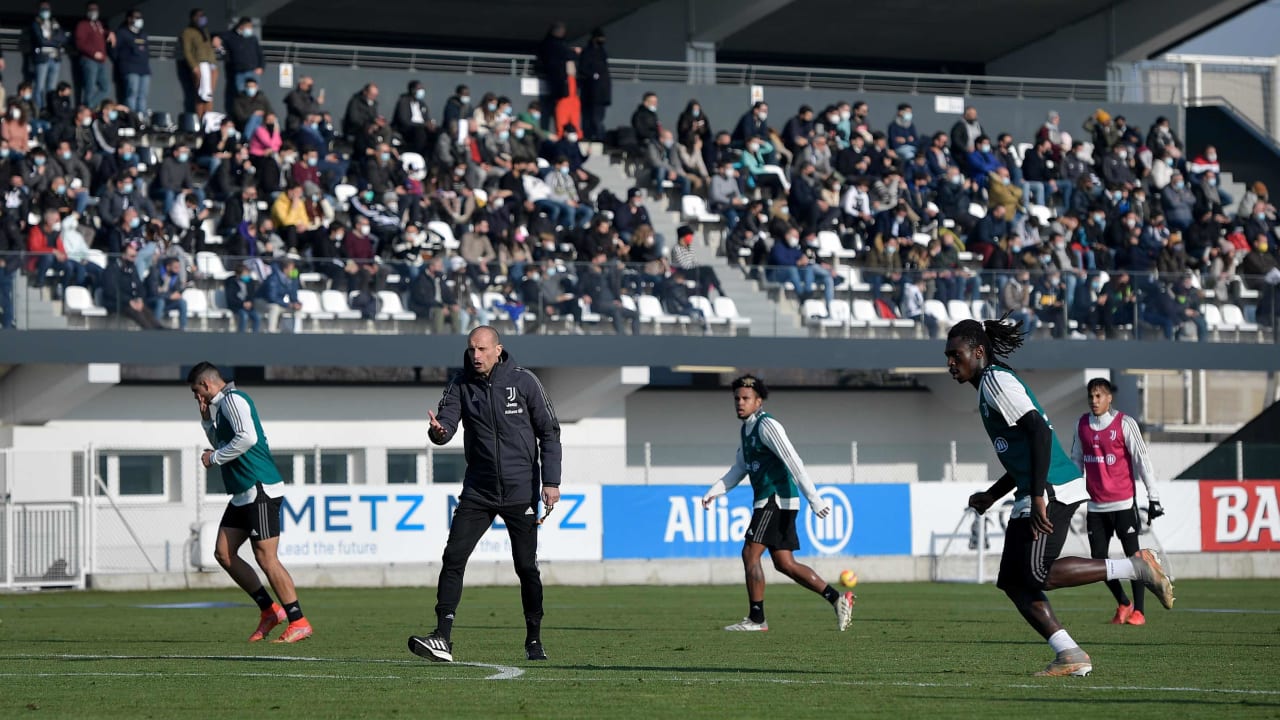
[
  {"x1": 744, "y1": 500, "x2": 800, "y2": 552},
  {"x1": 220, "y1": 489, "x2": 284, "y2": 541},
  {"x1": 997, "y1": 500, "x2": 1081, "y2": 592}
]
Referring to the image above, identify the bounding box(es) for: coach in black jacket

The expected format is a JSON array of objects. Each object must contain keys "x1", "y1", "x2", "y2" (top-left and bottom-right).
[{"x1": 409, "y1": 326, "x2": 561, "y2": 665}]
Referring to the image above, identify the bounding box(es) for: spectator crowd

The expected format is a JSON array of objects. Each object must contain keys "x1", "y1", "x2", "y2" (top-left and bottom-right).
[{"x1": 0, "y1": 7, "x2": 1276, "y2": 342}]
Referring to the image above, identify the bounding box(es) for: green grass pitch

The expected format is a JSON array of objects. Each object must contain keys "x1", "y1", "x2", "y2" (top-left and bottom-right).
[{"x1": 1, "y1": 580, "x2": 1277, "y2": 718}]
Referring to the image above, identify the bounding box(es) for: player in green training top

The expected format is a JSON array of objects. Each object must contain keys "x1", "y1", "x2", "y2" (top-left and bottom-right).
[
  {"x1": 702, "y1": 375, "x2": 855, "y2": 633},
  {"x1": 188, "y1": 362, "x2": 312, "y2": 644},
  {"x1": 943, "y1": 319, "x2": 1173, "y2": 677}
]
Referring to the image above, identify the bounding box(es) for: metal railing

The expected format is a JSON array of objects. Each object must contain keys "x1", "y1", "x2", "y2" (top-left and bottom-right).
[
  {"x1": 0, "y1": 29, "x2": 1179, "y2": 104},
  {"x1": 4, "y1": 251, "x2": 1275, "y2": 342}
]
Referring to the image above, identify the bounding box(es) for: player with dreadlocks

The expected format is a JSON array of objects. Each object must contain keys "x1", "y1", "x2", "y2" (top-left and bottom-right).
[{"x1": 943, "y1": 318, "x2": 1174, "y2": 677}]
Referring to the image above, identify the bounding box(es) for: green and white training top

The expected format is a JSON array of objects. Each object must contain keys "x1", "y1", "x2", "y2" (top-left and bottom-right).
[
  {"x1": 977, "y1": 366, "x2": 1087, "y2": 518},
  {"x1": 703, "y1": 410, "x2": 828, "y2": 513},
  {"x1": 201, "y1": 383, "x2": 283, "y2": 506}
]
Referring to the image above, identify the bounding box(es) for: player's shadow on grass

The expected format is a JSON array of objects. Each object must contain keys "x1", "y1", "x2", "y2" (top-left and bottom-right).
[
  {"x1": 460, "y1": 625, "x2": 646, "y2": 633},
  {"x1": 554, "y1": 664, "x2": 842, "y2": 676}
]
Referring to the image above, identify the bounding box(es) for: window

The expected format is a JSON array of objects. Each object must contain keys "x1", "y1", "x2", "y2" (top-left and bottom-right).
[
  {"x1": 96, "y1": 452, "x2": 170, "y2": 498},
  {"x1": 432, "y1": 452, "x2": 467, "y2": 484},
  {"x1": 386, "y1": 451, "x2": 421, "y2": 484}
]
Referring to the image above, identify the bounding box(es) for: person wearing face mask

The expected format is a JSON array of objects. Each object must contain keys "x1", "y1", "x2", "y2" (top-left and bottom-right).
[
  {"x1": 1101, "y1": 143, "x2": 1135, "y2": 189},
  {"x1": 231, "y1": 77, "x2": 273, "y2": 138},
  {"x1": 645, "y1": 128, "x2": 691, "y2": 198},
  {"x1": 987, "y1": 167, "x2": 1023, "y2": 218},
  {"x1": 1160, "y1": 171, "x2": 1196, "y2": 232},
  {"x1": 342, "y1": 83, "x2": 380, "y2": 143},
  {"x1": 1236, "y1": 181, "x2": 1273, "y2": 222},
  {"x1": 248, "y1": 112, "x2": 283, "y2": 191},
  {"x1": 283, "y1": 76, "x2": 323, "y2": 136},
  {"x1": 145, "y1": 255, "x2": 189, "y2": 330},
  {"x1": 362, "y1": 142, "x2": 402, "y2": 196},
  {"x1": 508, "y1": 120, "x2": 539, "y2": 165},
  {"x1": 216, "y1": 261, "x2": 260, "y2": 332},
  {"x1": 1241, "y1": 234, "x2": 1280, "y2": 328},
  {"x1": 219, "y1": 17, "x2": 264, "y2": 111},
  {"x1": 154, "y1": 144, "x2": 203, "y2": 215},
  {"x1": 966, "y1": 135, "x2": 1002, "y2": 189},
  {"x1": 677, "y1": 100, "x2": 710, "y2": 149},
  {"x1": 1193, "y1": 170, "x2": 1229, "y2": 218},
  {"x1": 73, "y1": 2, "x2": 114, "y2": 108},
  {"x1": 469, "y1": 92, "x2": 502, "y2": 136},
  {"x1": 887, "y1": 103, "x2": 918, "y2": 162},
  {"x1": 577, "y1": 27, "x2": 611, "y2": 142},
  {"x1": 254, "y1": 257, "x2": 302, "y2": 333},
  {"x1": 1243, "y1": 200, "x2": 1277, "y2": 247},
  {"x1": 547, "y1": 124, "x2": 598, "y2": 195},
  {"x1": 115, "y1": 10, "x2": 151, "y2": 115},
  {"x1": 768, "y1": 227, "x2": 833, "y2": 312},
  {"x1": 1187, "y1": 145, "x2": 1220, "y2": 182},
  {"x1": 732, "y1": 102, "x2": 774, "y2": 159},
  {"x1": 51, "y1": 139, "x2": 89, "y2": 194},
  {"x1": 630, "y1": 92, "x2": 661, "y2": 147},
  {"x1": 28, "y1": 2, "x2": 67, "y2": 112},
  {"x1": 179, "y1": 8, "x2": 218, "y2": 117},
  {"x1": 441, "y1": 84, "x2": 471, "y2": 129},
  {"x1": 393, "y1": 80, "x2": 437, "y2": 156}
]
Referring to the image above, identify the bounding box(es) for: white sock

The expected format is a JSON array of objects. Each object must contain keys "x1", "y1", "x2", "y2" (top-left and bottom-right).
[
  {"x1": 1106, "y1": 558, "x2": 1136, "y2": 581},
  {"x1": 1047, "y1": 629, "x2": 1077, "y2": 655}
]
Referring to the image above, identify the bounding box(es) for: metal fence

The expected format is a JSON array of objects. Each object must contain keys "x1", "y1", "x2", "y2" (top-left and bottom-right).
[
  {"x1": 0, "y1": 29, "x2": 1177, "y2": 105},
  {"x1": 1130, "y1": 55, "x2": 1278, "y2": 142},
  {"x1": 0, "y1": 449, "x2": 87, "y2": 589}
]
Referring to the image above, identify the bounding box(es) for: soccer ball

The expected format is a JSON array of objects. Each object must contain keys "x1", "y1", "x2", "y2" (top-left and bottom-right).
[{"x1": 839, "y1": 570, "x2": 858, "y2": 588}]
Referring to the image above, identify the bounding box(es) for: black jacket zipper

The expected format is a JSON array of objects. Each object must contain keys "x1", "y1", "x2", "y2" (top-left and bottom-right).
[{"x1": 486, "y1": 377, "x2": 506, "y2": 502}]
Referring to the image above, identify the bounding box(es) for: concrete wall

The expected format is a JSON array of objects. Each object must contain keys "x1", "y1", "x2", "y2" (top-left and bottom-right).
[{"x1": 87, "y1": 550, "x2": 1280, "y2": 591}]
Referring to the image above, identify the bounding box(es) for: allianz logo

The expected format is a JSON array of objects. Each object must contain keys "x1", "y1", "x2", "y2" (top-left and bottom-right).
[
  {"x1": 662, "y1": 487, "x2": 854, "y2": 553},
  {"x1": 1082, "y1": 454, "x2": 1118, "y2": 466}
]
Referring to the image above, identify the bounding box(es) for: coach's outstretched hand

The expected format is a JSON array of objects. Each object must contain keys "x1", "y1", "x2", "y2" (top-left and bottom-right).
[{"x1": 427, "y1": 410, "x2": 445, "y2": 442}]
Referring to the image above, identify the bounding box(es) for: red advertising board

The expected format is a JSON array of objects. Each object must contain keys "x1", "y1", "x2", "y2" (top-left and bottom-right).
[{"x1": 1199, "y1": 480, "x2": 1280, "y2": 551}]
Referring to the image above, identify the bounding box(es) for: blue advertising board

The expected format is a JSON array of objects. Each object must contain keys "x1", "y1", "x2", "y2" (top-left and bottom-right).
[{"x1": 602, "y1": 484, "x2": 911, "y2": 559}]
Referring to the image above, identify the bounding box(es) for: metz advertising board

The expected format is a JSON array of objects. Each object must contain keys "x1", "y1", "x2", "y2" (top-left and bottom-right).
[
  {"x1": 602, "y1": 484, "x2": 912, "y2": 559},
  {"x1": 1200, "y1": 480, "x2": 1280, "y2": 551},
  {"x1": 274, "y1": 485, "x2": 601, "y2": 565}
]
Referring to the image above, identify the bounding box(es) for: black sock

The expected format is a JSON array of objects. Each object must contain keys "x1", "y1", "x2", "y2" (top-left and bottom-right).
[
  {"x1": 248, "y1": 586, "x2": 274, "y2": 611},
  {"x1": 822, "y1": 586, "x2": 840, "y2": 605},
  {"x1": 748, "y1": 601, "x2": 765, "y2": 624},
  {"x1": 436, "y1": 610, "x2": 455, "y2": 641},
  {"x1": 526, "y1": 619, "x2": 541, "y2": 645},
  {"x1": 1131, "y1": 581, "x2": 1145, "y2": 613},
  {"x1": 283, "y1": 601, "x2": 304, "y2": 622}
]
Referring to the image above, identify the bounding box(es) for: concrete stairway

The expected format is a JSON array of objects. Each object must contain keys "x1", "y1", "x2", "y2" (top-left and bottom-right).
[
  {"x1": 11, "y1": 272, "x2": 70, "y2": 330},
  {"x1": 582, "y1": 148, "x2": 803, "y2": 336}
]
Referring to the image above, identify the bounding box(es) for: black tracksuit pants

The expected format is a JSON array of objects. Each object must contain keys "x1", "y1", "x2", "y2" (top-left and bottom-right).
[{"x1": 435, "y1": 496, "x2": 543, "y2": 627}]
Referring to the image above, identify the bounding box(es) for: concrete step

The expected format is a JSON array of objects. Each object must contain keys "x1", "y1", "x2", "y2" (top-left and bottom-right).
[
  {"x1": 12, "y1": 273, "x2": 70, "y2": 330},
  {"x1": 1217, "y1": 170, "x2": 1248, "y2": 217}
]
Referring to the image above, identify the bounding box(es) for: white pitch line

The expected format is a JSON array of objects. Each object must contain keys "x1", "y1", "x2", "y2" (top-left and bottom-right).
[
  {"x1": 1, "y1": 658, "x2": 1276, "y2": 696},
  {"x1": 0, "y1": 653, "x2": 524, "y2": 681}
]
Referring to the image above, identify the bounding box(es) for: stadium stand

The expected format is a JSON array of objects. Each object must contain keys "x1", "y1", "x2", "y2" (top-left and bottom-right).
[{"x1": 0, "y1": 19, "x2": 1276, "y2": 342}]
